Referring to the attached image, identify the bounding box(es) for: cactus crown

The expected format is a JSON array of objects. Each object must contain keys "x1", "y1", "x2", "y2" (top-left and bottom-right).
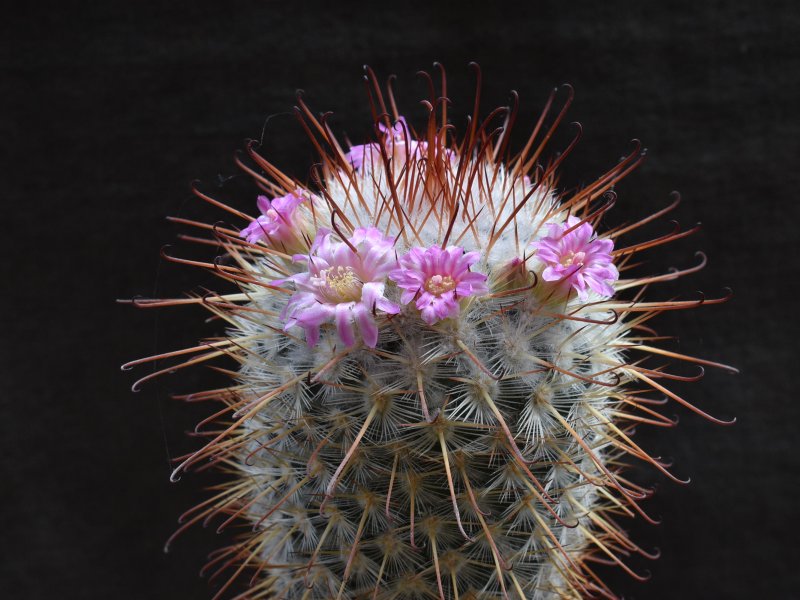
[{"x1": 126, "y1": 65, "x2": 734, "y2": 599}]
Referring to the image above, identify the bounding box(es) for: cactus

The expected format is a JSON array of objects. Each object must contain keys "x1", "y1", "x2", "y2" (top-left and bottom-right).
[{"x1": 126, "y1": 65, "x2": 735, "y2": 599}]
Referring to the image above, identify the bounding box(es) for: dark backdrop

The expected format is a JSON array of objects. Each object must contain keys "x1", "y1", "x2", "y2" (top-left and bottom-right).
[{"x1": 3, "y1": 1, "x2": 799, "y2": 598}]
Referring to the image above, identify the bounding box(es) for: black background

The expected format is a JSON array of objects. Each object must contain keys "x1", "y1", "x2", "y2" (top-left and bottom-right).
[{"x1": 3, "y1": 1, "x2": 799, "y2": 598}]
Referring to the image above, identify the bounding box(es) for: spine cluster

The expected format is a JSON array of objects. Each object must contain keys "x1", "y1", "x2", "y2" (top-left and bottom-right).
[{"x1": 127, "y1": 66, "x2": 734, "y2": 599}]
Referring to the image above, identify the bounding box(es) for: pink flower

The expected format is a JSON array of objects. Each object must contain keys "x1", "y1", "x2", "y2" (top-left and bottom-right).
[
  {"x1": 530, "y1": 216, "x2": 618, "y2": 301},
  {"x1": 280, "y1": 227, "x2": 400, "y2": 348},
  {"x1": 345, "y1": 117, "x2": 445, "y2": 170},
  {"x1": 390, "y1": 245, "x2": 489, "y2": 325},
  {"x1": 380, "y1": 116, "x2": 428, "y2": 159},
  {"x1": 344, "y1": 143, "x2": 378, "y2": 170},
  {"x1": 239, "y1": 190, "x2": 306, "y2": 248}
]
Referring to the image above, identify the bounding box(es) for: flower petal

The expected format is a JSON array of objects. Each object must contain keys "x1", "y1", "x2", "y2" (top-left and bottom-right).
[
  {"x1": 354, "y1": 304, "x2": 379, "y2": 348},
  {"x1": 335, "y1": 303, "x2": 356, "y2": 347}
]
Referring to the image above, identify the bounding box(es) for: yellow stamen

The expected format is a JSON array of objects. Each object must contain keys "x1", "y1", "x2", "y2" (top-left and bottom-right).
[
  {"x1": 424, "y1": 274, "x2": 456, "y2": 295},
  {"x1": 315, "y1": 266, "x2": 362, "y2": 302}
]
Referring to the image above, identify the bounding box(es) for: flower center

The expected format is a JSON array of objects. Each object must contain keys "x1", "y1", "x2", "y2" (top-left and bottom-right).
[
  {"x1": 560, "y1": 251, "x2": 586, "y2": 268},
  {"x1": 424, "y1": 274, "x2": 456, "y2": 296},
  {"x1": 317, "y1": 265, "x2": 362, "y2": 302}
]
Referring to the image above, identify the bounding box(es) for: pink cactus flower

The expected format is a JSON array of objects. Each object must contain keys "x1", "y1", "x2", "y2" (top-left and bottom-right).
[
  {"x1": 343, "y1": 142, "x2": 377, "y2": 170},
  {"x1": 380, "y1": 116, "x2": 428, "y2": 160},
  {"x1": 280, "y1": 227, "x2": 400, "y2": 348},
  {"x1": 390, "y1": 245, "x2": 489, "y2": 325},
  {"x1": 239, "y1": 190, "x2": 306, "y2": 247},
  {"x1": 530, "y1": 215, "x2": 618, "y2": 301},
  {"x1": 345, "y1": 116, "x2": 450, "y2": 170}
]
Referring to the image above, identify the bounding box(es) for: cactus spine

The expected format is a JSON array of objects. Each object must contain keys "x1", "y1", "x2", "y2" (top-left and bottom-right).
[{"x1": 126, "y1": 65, "x2": 734, "y2": 599}]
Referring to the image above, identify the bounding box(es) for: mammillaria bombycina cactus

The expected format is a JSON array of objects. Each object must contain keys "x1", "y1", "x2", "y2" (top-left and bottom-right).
[{"x1": 125, "y1": 65, "x2": 735, "y2": 599}]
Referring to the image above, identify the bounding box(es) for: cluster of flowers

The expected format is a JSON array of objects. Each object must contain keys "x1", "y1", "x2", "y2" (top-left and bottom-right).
[
  {"x1": 241, "y1": 197, "x2": 617, "y2": 349},
  {"x1": 239, "y1": 121, "x2": 618, "y2": 349}
]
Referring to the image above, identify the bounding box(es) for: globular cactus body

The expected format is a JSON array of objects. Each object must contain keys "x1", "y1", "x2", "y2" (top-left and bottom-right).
[{"x1": 127, "y1": 66, "x2": 734, "y2": 599}]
